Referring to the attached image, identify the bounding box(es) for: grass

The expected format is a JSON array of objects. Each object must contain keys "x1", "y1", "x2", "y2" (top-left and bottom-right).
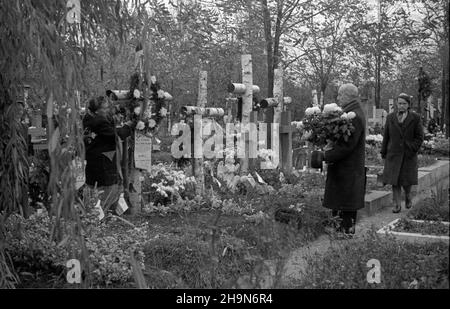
[
  {"x1": 408, "y1": 192, "x2": 450, "y2": 222},
  {"x1": 392, "y1": 218, "x2": 449, "y2": 236},
  {"x1": 10, "y1": 204, "x2": 325, "y2": 289},
  {"x1": 137, "y1": 208, "x2": 318, "y2": 289},
  {"x1": 295, "y1": 230, "x2": 449, "y2": 289}
]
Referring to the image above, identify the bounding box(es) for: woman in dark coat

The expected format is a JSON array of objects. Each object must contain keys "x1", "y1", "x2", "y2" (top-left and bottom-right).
[
  {"x1": 323, "y1": 84, "x2": 366, "y2": 235},
  {"x1": 83, "y1": 96, "x2": 136, "y2": 212},
  {"x1": 381, "y1": 93, "x2": 424, "y2": 213}
]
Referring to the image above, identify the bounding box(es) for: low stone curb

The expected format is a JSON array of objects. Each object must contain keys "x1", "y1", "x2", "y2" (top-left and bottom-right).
[
  {"x1": 363, "y1": 160, "x2": 449, "y2": 216},
  {"x1": 377, "y1": 218, "x2": 449, "y2": 245}
]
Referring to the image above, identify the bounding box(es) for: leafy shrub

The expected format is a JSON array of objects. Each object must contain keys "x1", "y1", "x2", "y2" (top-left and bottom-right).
[
  {"x1": 421, "y1": 135, "x2": 449, "y2": 156},
  {"x1": 365, "y1": 144, "x2": 382, "y2": 166},
  {"x1": 408, "y1": 196, "x2": 449, "y2": 222},
  {"x1": 368, "y1": 123, "x2": 383, "y2": 135},
  {"x1": 255, "y1": 183, "x2": 331, "y2": 241},
  {"x1": 432, "y1": 137, "x2": 450, "y2": 156},
  {"x1": 417, "y1": 154, "x2": 437, "y2": 168},
  {"x1": 5, "y1": 209, "x2": 149, "y2": 287},
  {"x1": 296, "y1": 231, "x2": 449, "y2": 289},
  {"x1": 254, "y1": 168, "x2": 284, "y2": 189}
]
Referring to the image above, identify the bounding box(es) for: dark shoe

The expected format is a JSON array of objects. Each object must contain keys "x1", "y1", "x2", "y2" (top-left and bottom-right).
[
  {"x1": 346, "y1": 225, "x2": 355, "y2": 235},
  {"x1": 392, "y1": 204, "x2": 401, "y2": 213},
  {"x1": 405, "y1": 198, "x2": 412, "y2": 209}
]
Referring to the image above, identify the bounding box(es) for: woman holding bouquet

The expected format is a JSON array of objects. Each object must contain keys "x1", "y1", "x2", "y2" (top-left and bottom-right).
[
  {"x1": 381, "y1": 93, "x2": 424, "y2": 213},
  {"x1": 322, "y1": 84, "x2": 366, "y2": 235}
]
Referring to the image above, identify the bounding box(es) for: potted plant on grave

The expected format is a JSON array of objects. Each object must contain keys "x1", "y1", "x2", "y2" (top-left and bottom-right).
[{"x1": 302, "y1": 104, "x2": 356, "y2": 169}]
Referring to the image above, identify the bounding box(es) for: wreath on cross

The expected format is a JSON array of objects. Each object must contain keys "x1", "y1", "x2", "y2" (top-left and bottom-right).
[
  {"x1": 128, "y1": 73, "x2": 169, "y2": 132},
  {"x1": 108, "y1": 73, "x2": 170, "y2": 134}
]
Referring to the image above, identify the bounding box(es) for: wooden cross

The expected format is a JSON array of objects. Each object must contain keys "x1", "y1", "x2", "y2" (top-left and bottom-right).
[
  {"x1": 181, "y1": 71, "x2": 226, "y2": 194},
  {"x1": 259, "y1": 68, "x2": 293, "y2": 175},
  {"x1": 388, "y1": 99, "x2": 394, "y2": 114},
  {"x1": 228, "y1": 54, "x2": 261, "y2": 174}
]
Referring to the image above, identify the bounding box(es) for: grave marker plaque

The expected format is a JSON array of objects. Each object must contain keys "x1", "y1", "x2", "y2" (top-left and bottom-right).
[{"x1": 134, "y1": 132, "x2": 152, "y2": 172}]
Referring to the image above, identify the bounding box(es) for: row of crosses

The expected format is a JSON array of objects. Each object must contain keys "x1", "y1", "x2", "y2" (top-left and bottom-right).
[{"x1": 181, "y1": 55, "x2": 294, "y2": 194}]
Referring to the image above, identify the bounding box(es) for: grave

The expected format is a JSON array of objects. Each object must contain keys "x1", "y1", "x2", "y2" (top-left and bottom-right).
[
  {"x1": 368, "y1": 108, "x2": 388, "y2": 127},
  {"x1": 28, "y1": 110, "x2": 48, "y2": 151},
  {"x1": 425, "y1": 96, "x2": 436, "y2": 121},
  {"x1": 388, "y1": 99, "x2": 394, "y2": 114},
  {"x1": 259, "y1": 68, "x2": 294, "y2": 174},
  {"x1": 181, "y1": 71, "x2": 225, "y2": 194},
  {"x1": 228, "y1": 54, "x2": 260, "y2": 173}
]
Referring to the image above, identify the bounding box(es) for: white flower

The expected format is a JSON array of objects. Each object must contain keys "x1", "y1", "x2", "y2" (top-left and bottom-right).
[
  {"x1": 305, "y1": 106, "x2": 321, "y2": 115},
  {"x1": 148, "y1": 119, "x2": 157, "y2": 128},
  {"x1": 291, "y1": 121, "x2": 303, "y2": 129},
  {"x1": 340, "y1": 113, "x2": 348, "y2": 119},
  {"x1": 323, "y1": 103, "x2": 342, "y2": 114},
  {"x1": 157, "y1": 90, "x2": 165, "y2": 99},
  {"x1": 302, "y1": 130, "x2": 312, "y2": 140},
  {"x1": 347, "y1": 111, "x2": 356, "y2": 119},
  {"x1": 133, "y1": 89, "x2": 141, "y2": 99},
  {"x1": 160, "y1": 107, "x2": 168, "y2": 117},
  {"x1": 134, "y1": 106, "x2": 142, "y2": 115},
  {"x1": 311, "y1": 106, "x2": 321, "y2": 114},
  {"x1": 136, "y1": 121, "x2": 145, "y2": 130},
  {"x1": 323, "y1": 103, "x2": 337, "y2": 113}
]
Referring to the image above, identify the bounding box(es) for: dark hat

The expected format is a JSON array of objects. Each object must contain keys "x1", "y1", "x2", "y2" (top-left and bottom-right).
[{"x1": 398, "y1": 93, "x2": 411, "y2": 105}]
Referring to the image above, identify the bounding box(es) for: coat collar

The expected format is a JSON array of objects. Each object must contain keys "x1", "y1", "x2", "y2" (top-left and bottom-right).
[
  {"x1": 391, "y1": 110, "x2": 415, "y2": 135},
  {"x1": 402, "y1": 110, "x2": 415, "y2": 129},
  {"x1": 342, "y1": 100, "x2": 360, "y2": 112}
]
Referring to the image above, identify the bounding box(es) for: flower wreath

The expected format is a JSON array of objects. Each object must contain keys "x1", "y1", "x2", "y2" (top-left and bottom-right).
[{"x1": 125, "y1": 73, "x2": 169, "y2": 133}]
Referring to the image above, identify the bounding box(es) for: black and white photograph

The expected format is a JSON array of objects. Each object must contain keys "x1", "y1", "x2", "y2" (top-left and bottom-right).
[{"x1": 0, "y1": 0, "x2": 449, "y2": 294}]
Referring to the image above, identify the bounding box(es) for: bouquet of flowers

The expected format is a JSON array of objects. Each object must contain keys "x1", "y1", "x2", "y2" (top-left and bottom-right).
[{"x1": 302, "y1": 103, "x2": 356, "y2": 149}]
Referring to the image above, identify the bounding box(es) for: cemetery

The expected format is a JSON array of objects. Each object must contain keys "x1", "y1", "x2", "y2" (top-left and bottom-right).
[{"x1": 0, "y1": 0, "x2": 449, "y2": 290}]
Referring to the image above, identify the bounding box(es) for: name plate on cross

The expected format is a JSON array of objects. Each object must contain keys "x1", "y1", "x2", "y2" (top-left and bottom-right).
[{"x1": 134, "y1": 131, "x2": 152, "y2": 171}]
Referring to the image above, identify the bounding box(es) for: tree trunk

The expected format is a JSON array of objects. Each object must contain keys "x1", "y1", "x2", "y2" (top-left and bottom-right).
[
  {"x1": 375, "y1": 53, "x2": 381, "y2": 109},
  {"x1": 418, "y1": 94, "x2": 421, "y2": 117},
  {"x1": 262, "y1": 0, "x2": 274, "y2": 148},
  {"x1": 320, "y1": 82, "x2": 328, "y2": 105},
  {"x1": 273, "y1": 3, "x2": 284, "y2": 72},
  {"x1": 445, "y1": 0, "x2": 450, "y2": 137},
  {"x1": 262, "y1": 0, "x2": 274, "y2": 97},
  {"x1": 194, "y1": 71, "x2": 207, "y2": 194},
  {"x1": 444, "y1": 46, "x2": 450, "y2": 137}
]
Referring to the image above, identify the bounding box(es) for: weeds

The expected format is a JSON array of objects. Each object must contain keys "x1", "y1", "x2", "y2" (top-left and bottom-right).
[{"x1": 296, "y1": 230, "x2": 449, "y2": 289}]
